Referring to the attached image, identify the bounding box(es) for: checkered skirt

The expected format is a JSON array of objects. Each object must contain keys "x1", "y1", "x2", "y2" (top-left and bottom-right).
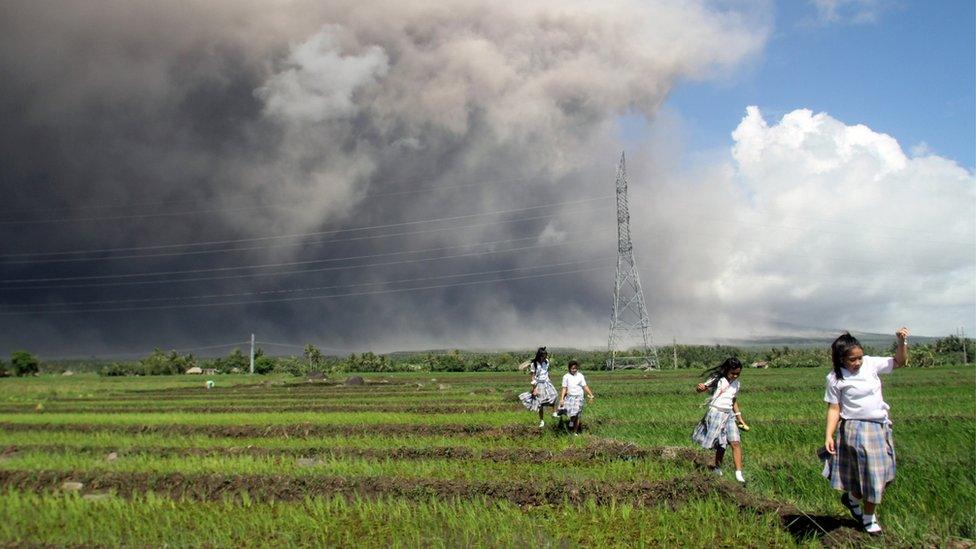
[
  {"x1": 827, "y1": 419, "x2": 896, "y2": 503},
  {"x1": 518, "y1": 380, "x2": 558, "y2": 411},
  {"x1": 561, "y1": 394, "x2": 585, "y2": 417},
  {"x1": 691, "y1": 407, "x2": 740, "y2": 450}
]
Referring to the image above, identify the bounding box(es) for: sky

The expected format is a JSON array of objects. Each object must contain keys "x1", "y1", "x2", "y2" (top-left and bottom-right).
[{"x1": 0, "y1": 0, "x2": 972, "y2": 357}]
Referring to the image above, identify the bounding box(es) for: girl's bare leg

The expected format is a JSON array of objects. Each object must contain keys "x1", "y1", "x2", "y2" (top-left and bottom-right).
[
  {"x1": 730, "y1": 441, "x2": 743, "y2": 470},
  {"x1": 715, "y1": 447, "x2": 726, "y2": 468}
]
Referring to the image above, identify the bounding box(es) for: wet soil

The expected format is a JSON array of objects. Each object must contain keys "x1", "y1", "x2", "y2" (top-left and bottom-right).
[
  {"x1": 0, "y1": 421, "x2": 534, "y2": 438},
  {"x1": 0, "y1": 440, "x2": 710, "y2": 466},
  {"x1": 0, "y1": 403, "x2": 511, "y2": 414}
]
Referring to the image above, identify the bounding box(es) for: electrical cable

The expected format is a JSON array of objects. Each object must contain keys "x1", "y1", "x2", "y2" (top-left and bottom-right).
[
  {"x1": 0, "y1": 265, "x2": 607, "y2": 315},
  {"x1": 0, "y1": 195, "x2": 612, "y2": 258},
  {"x1": 2, "y1": 204, "x2": 600, "y2": 264},
  {"x1": 3, "y1": 257, "x2": 613, "y2": 308},
  {"x1": 0, "y1": 235, "x2": 611, "y2": 290}
]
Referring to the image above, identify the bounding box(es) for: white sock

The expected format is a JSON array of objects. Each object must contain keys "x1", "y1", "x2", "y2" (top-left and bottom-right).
[
  {"x1": 734, "y1": 470, "x2": 745, "y2": 482},
  {"x1": 863, "y1": 513, "x2": 876, "y2": 525}
]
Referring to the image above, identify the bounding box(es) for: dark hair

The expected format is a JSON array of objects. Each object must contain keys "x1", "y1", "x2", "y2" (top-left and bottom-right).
[
  {"x1": 532, "y1": 347, "x2": 548, "y2": 367},
  {"x1": 701, "y1": 357, "x2": 742, "y2": 393},
  {"x1": 830, "y1": 332, "x2": 862, "y2": 381},
  {"x1": 567, "y1": 359, "x2": 579, "y2": 369}
]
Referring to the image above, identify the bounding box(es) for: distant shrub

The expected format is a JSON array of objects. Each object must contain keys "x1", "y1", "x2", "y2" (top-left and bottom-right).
[
  {"x1": 253, "y1": 355, "x2": 275, "y2": 375},
  {"x1": 97, "y1": 349, "x2": 195, "y2": 376},
  {"x1": 100, "y1": 362, "x2": 131, "y2": 377},
  {"x1": 0, "y1": 359, "x2": 8, "y2": 378},
  {"x1": 139, "y1": 349, "x2": 196, "y2": 375},
  {"x1": 11, "y1": 351, "x2": 40, "y2": 377}
]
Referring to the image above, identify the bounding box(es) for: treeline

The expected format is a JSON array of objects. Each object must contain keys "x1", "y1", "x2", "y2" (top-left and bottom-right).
[{"x1": 5, "y1": 334, "x2": 972, "y2": 378}]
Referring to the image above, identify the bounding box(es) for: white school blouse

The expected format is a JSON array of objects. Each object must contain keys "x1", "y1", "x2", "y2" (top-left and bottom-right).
[
  {"x1": 531, "y1": 360, "x2": 551, "y2": 384},
  {"x1": 561, "y1": 372, "x2": 587, "y2": 396},
  {"x1": 707, "y1": 377, "x2": 739, "y2": 411},
  {"x1": 823, "y1": 355, "x2": 894, "y2": 421}
]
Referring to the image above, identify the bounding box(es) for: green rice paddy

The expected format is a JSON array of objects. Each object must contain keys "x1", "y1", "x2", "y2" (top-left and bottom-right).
[{"x1": 0, "y1": 365, "x2": 972, "y2": 547}]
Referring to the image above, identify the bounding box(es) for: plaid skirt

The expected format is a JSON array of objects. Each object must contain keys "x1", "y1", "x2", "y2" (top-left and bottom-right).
[
  {"x1": 691, "y1": 407, "x2": 740, "y2": 450},
  {"x1": 562, "y1": 394, "x2": 585, "y2": 417},
  {"x1": 518, "y1": 381, "x2": 557, "y2": 411},
  {"x1": 826, "y1": 419, "x2": 896, "y2": 503}
]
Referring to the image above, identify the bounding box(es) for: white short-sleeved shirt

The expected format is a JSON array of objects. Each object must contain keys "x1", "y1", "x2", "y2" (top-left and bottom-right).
[
  {"x1": 824, "y1": 355, "x2": 895, "y2": 421},
  {"x1": 561, "y1": 372, "x2": 587, "y2": 396},
  {"x1": 707, "y1": 377, "x2": 739, "y2": 411},
  {"x1": 531, "y1": 360, "x2": 551, "y2": 384}
]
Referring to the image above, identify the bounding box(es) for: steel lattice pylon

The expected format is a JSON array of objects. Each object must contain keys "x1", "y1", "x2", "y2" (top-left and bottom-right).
[{"x1": 607, "y1": 152, "x2": 658, "y2": 370}]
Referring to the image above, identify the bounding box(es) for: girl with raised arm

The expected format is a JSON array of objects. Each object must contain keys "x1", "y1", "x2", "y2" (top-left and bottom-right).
[{"x1": 823, "y1": 328, "x2": 909, "y2": 535}]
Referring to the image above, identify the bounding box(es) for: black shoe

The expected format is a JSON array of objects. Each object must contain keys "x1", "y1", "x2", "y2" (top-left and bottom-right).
[{"x1": 841, "y1": 493, "x2": 863, "y2": 522}]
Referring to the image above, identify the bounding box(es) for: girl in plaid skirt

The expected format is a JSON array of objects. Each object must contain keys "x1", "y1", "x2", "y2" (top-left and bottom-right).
[
  {"x1": 518, "y1": 347, "x2": 559, "y2": 428},
  {"x1": 823, "y1": 328, "x2": 909, "y2": 535},
  {"x1": 558, "y1": 360, "x2": 595, "y2": 436},
  {"x1": 691, "y1": 357, "x2": 747, "y2": 483}
]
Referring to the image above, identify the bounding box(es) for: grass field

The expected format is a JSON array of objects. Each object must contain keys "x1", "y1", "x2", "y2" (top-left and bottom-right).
[{"x1": 0, "y1": 365, "x2": 973, "y2": 547}]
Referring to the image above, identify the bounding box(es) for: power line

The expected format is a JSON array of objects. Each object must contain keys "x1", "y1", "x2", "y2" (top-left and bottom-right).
[
  {"x1": 1, "y1": 235, "x2": 611, "y2": 290},
  {"x1": 0, "y1": 265, "x2": 607, "y2": 315},
  {"x1": 3, "y1": 257, "x2": 613, "y2": 309},
  {"x1": 3, "y1": 204, "x2": 600, "y2": 265},
  {"x1": 1, "y1": 231, "x2": 610, "y2": 285},
  {"x1": 0, "y1": 195, "x2": 612, "y2": 258}
]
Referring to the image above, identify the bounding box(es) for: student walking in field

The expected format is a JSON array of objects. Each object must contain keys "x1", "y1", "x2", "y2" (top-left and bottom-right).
[
  {"x1": 557, "y1": 360, "x2": 595, "y2": 436},
  {"x1": 518, "y1": 347, "x2": 559, "y2": 428},
  {"x1": 692, "y1": 357, "x2": 747, "y2": 483},
  {"x1": 823, "y1": 328, "x2": 909, "y2": 535}
]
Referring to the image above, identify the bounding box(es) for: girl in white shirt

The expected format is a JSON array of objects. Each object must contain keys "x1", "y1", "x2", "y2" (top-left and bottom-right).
[
  {"x1": 691, "y1": 357, "x2": 747, "y2": 483},
  {"x1": 558, "y1": 360, "x2": 595, "y2": 436},
  {"x1": 823, "y1": 328, "x2": 909, "y2": 536}
]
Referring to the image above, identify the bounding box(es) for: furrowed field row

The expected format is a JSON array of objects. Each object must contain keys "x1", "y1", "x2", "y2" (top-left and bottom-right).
[
  {"x1": 0, "y1": 411, "x2": 525, "y2": 426},
  {"x1": 0, "y1": 403, "x2": 514, "y2": 415},
  {"x1": 0, "y1": 412, "x2": 960, "y2": 436},
  {"x1": 0, "y1": 451, "x2": 699, "y2": 483},
  {"x1": 40, "y1": 382, "x2": 970, "y2": 412},
  {"x1": 0, "y1": 493, "x2": 808, "y2": 548},
  {"x1": 33, "y1": 382, "x2": 974, "y2": 410},
  {"x1": 0, "y1": 430, "x2": 569, "y2": 452},
  {"x1": 113, "y1": 377, "x2": 969, "y2": 400},
  {"x1": 6, "y1": 442, "x2": 967, "y2": 473},
  {"x1": 0, "y1": 441, "x2": 705, "y2": 468},
  {"x1": 0, "y1": 422, "x2": 535, "y2": 438},
  {"x1": 57, "y1": 391, "x2": 508, "y2": 403},
  {"x1": 0, "y1": 468, "x2": 793, "y2": 516},
  {"x1": 2, "y1": 428, "x2": 968, "y2": 473},
  {"x1": 7, "y1": 397, "x2": 961, "y2": 428}
]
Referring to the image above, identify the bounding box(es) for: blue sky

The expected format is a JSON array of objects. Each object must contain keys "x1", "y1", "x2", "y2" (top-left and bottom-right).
[{"x1": 645, "y1": 0, "x2": 975, "y2": 170}]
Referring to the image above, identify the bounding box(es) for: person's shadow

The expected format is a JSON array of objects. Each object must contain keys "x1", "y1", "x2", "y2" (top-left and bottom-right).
[{"x1": 780, "y1": 513, "x2": 866, "y2": 544}]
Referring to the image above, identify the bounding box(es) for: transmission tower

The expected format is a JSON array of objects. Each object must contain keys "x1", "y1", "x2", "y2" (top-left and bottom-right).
[{"x1": 607, "y1": 152, "x2": 658, "y2": 370}]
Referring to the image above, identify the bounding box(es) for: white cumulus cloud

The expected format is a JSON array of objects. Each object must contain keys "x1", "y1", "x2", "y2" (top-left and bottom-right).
[{"x1": 639, "y1": 106, "x2": 975, "y2": 339}]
